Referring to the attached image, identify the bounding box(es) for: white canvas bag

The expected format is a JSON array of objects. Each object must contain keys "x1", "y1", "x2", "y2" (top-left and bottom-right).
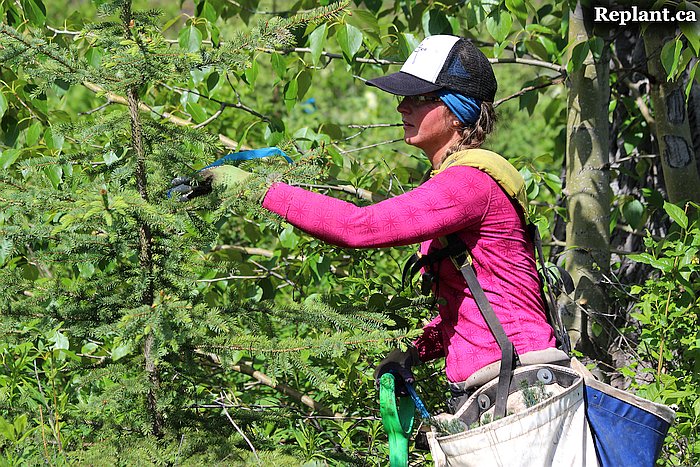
[{"x1": 426, "y1": 365, "x2": 599, "y2": 467}]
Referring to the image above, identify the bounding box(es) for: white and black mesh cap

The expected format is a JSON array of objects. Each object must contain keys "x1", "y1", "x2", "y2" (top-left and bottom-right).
[{"x1": 366, "y1": 35, "x2": 497, "y2": 102}]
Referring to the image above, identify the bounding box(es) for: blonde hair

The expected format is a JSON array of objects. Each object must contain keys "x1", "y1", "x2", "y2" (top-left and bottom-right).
[{"x1": 445, "y1": 101, "x2": 497, "y2": 156}]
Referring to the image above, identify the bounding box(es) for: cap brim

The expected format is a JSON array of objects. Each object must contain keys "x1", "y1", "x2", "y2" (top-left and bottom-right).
[{"x1": 365, "y1": 71, "x2": 442, "y2": 96}]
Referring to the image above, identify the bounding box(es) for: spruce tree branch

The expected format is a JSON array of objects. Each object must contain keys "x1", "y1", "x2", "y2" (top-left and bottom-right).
[
  {"x1": 81, "y1": 81, "x2": 240, "y2": 149},
  {"x1": 0, "y1": 25, "x2": 77, "y2": 73},
  {"x1": 204, "y1": 334, "x2": 409, "y2": 354}
]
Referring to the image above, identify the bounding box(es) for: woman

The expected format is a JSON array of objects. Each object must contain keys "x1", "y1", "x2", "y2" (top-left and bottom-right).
[{"x1": 177, "y1": 35, "x2": 562, "y2": 404}]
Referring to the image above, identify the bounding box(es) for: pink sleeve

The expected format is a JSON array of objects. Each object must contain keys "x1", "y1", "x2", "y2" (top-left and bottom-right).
[
  {"x1": 413, "y1": 315, "x2": 445, "y2": 362},
  {"x1": 261, "y1": 166, "x2": 493, "y2": 248}
]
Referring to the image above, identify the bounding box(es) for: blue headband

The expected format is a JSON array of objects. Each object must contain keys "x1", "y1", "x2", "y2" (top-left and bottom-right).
[{"x1": 437, "y1": 90, "x2": 482, "y2": 126}]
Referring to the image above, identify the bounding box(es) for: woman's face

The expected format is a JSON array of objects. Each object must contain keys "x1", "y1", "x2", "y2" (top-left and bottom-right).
[{"x1": 397, "y1": 95, "x2": 460, "y2": 168}]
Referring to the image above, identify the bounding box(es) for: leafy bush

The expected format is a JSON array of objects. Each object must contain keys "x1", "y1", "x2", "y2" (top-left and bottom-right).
[{"x1": 627, "y1": 202, "x2": 700, "y2": 466}]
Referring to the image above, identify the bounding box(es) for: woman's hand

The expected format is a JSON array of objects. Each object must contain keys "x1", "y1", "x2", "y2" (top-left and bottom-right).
[
  {"x1": 170, "y1": 165, "x2": 251, "y2": 201},
  {"x1": 374, "y1": 347, "x2": 421, "y2": 396}
]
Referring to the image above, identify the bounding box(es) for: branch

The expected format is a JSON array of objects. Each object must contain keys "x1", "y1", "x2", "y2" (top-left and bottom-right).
[
  {"x1": 81, "y1": 81, "x2": 241, "y2": 149},
  {"x1": 293, "y1": 183, "x2": 385, "y2": 202},
  {"x1": 339, "y1": 138, "x2": 404, "y2": 154},
  {"x1": 218, "y1": 394, "x2": 261, "y2": 462},
  {"x1": 195, "y1": 350, "x2": 342, "y2": 418},
  {"x1": 494, "y1": 76, "x2": 565, "y2": 107},
  {"x1": 257, "y1": 47, "x2": 566, "y2": 73}
]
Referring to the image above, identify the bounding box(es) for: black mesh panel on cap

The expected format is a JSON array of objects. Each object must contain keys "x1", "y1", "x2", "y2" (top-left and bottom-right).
[{"x1": 436, "y1": 38, "x2": 497, "y2": 102}]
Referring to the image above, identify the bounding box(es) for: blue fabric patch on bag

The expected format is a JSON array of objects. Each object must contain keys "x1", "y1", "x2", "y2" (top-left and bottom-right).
[{"x1": 585, "y1": 385, "x2": 671, "y2": 467}]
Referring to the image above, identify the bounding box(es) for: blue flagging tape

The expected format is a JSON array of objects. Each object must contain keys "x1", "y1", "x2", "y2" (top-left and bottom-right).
[
  {"x1": 201, "y1": 147, "x2": 293, "y2": 171},
  {"x1": 405, "y1": 382, "x2": 431, "y2": 420}
]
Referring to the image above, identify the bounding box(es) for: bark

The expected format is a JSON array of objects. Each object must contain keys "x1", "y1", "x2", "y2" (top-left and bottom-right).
[
  {"x1": 644, "y1": 25, "x2": 700, "y2": 204},
  {"x1": 565, "y1": 2, "x2": 612, "y2": 360}
]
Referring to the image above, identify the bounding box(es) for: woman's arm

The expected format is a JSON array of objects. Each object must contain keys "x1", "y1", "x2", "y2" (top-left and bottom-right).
[{"x1": 262, "y1": 165, "x2": 494, "y2": 248}]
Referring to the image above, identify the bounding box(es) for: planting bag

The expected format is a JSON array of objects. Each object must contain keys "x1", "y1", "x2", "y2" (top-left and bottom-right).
[
  {"x1": 571, "y1": 359, "x2": 676, "y2": 467},
  {"x1": 426, "y1": 365, "x2": 599, "y2": 466}
]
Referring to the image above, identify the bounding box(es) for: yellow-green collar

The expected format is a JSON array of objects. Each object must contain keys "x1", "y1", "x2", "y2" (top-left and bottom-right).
[{"x1": 432, "y1": 149, "x2": 529, "y2": 215}]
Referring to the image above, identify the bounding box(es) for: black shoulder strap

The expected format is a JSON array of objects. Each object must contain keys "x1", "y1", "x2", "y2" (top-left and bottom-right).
[{"x1": 443, "y1": 234, "x2": 516, "y2": 420}]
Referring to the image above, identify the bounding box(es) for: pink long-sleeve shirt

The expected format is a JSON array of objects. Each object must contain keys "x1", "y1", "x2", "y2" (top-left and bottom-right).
[{"x1": 261, "y1": 165, "x2": 555, "y2": 383}]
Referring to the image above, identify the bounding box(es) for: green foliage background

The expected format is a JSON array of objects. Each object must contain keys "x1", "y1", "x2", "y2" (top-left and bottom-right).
[{"x1": 0, "y1": 0, "x2": 697, "y2": 465}]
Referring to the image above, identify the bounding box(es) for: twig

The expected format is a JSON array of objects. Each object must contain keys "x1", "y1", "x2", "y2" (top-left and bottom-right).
[
  {"x1": 193, "y1": 103, "x2": 225, "y2": 129},
  {"x1": 293, "y1": 183, "x2": 385, "y2": 202},
  {"x1": 340, "y1": 138, "x2": 403, "y2": 154},
  {"x1": 218, "y1": 396, "x2": 261, "y2": 463},
  {"x1": 197, "y1": 274, "x2": 267, "y2": 283},
  {"x1": 494, "y1": 76, "x2": 565, "y2": 107},
  {"x1": 38, "y1": 406, "x2": 53, "y2": 467},
  {"x1": 347, "y1": 123, "x2": 401, "y2": 129}
]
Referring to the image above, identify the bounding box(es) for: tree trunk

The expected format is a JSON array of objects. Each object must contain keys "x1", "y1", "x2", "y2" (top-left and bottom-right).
[
  {"x1": 565, "y1": 2, "x2": 612, "y2": 360},
  {"x1": 121, "y1": 1, "x2": 163, "y2": 438},
  {"x1": 644, "y1": 25, "x2": 700, "y2": 204}
]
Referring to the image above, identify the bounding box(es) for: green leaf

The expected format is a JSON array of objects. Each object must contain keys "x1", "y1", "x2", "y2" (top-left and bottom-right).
[
  {"x1": 50, "y1": 330, "x2": 69, "y2": 350},
  {"x1": 505, "y1": 0, "x2": 528, "y2": 23},
  {"x1": 198, "y1": 0, "x2": 217, "y2": 22},
  {"x1": 422, "y1": 8, "x2": 451, "y2": 35},
  {"x1": 21, "y1": 0, "x2": 46, "y2": 26},
  {"x1": 686, "y1": 61, "x2": 699, "y2": 100},
  {"x1": 279, "y1": 225, "x2": 299, "y2": 249},
  {"x1": 103, "y1": 150, "x2": 119, "y2": 165},
  {"x1": 111, "y1": 342, "x2": 132, "y2": 361},
  {"x1": 297, "y1": 70, "x2": 312, "y2": 101},
  {"x1": 0, "y1": 91, "x2": 7, "y2": 120},
  {"x1": 660, "y1": 38, "x2": 682, "y2": 79},
  {"x1": 0, "y1": 416, "x2": 16, "y2": 442},
  {"x1": 25, "y1": 122, "x2": 42, "y2": 146},
  {"x1": 271, "y1": 53, "x2": 287, "y2": 79},
  {"x1": 43, "y1": 165, "x2": 63, "y2": 189},
  {"x1": 0, "y1": 149, "x2": 21, "y2": 169},
  {"x1": 622, "y1": 199, "x2": 645, "y2": 230},
  {"x1": 664, "y1": 201, "x2": 688, "y2": 229},
  {"x1": 345, "y1": 10, "x2": 380, "y2": 46},
  {"x1": 486, "y1": 9, "x2": 513, "y2": 43},
  {"x1": 244, "y1": 59, "x2": 258, "y2": 85},
  {"x1": 81, "y1": 342, "x2": 98, "y2": 354},
  {"x1": 336, "y1": 23, "x2": 363, "y2": 61},
  {"x1": 525, "y1": 40, "x2": 549, "y2": 60},
  {"x1": 284, "y1": 79, "x2": 298, "y2": 111},
  {"x1": 206, "y1": 71, "x2": 220, "y2": 93},
  {"x1": 569, "y1": 41, "x2": 589, "y2": 73},
  {"x1": 397, "y1": 33, "x2": 419, "y2": 60},
  {"x1": 680, "y1": 1, "x2": 700, "y2": 54},
  {"x1": 179, "y1": 24, "x2": 202, "y2": 52},
  {"x1": 44, "y1": 128, "x2": 64, "y2": 150},
  {"x1": 308, "y1": 24, "x2": 327, "y2": 66},
  {"x1": 186, "y1": 102, "x2": 207, "y2": 124}
]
